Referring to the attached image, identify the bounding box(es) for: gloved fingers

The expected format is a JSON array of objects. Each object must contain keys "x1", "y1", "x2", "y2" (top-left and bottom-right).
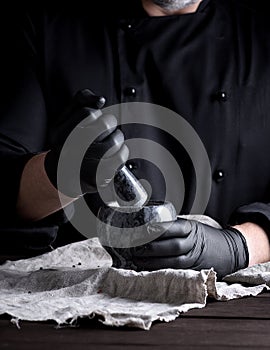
[
  {"x1": 72, "y1": 88, "x2": 106, "y2": 110},
  {"x1": 80, "y1": 113, "x2": 118, "y2": 141},
  {"x1": 88, "y1": 129, "x2": 125, "y2": 159},
  {"x1": 71, "y1": 107, "x2": 102, "y2": 127},
  {"x1": 133, "y1": 254, "x2": 196, "y2": 271},
  {"x1": 132, "y1": 237, "x2": 193, "y2": 258},
  {"x1": 95, "y1": 144, "x2": 129, "y2": 187},
  {"x1": 92, "y1": 113, "x2": 118, "y2": 141},
  {"x1": 102, "y1": 128, "x2": 125, "y2": 157},
  {"x1": 67, "y1": 113, "x2": 118, "y2": 157},
  {"x1": 54, "y1": 90, "x2": 105, "y2": 137},
  {"x1": 147, "y1": 219, "x2": 192, "y2": 241},
  {"x1": 49, "y1": 106, "x2": 101, "y2": 147}
]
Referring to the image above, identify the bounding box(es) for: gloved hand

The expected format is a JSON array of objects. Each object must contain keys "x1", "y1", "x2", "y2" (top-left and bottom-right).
[
  {"x1": 44, "y1": 89, "x2": 129, "y2": 197},
  {"x1": 132, "y1": 218, "x2": 249, "y2": 279}
]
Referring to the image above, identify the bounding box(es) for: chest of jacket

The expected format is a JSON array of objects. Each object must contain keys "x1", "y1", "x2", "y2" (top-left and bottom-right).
[{"x1": 42, "y1": 0, "x2": 270, "y2": 222}]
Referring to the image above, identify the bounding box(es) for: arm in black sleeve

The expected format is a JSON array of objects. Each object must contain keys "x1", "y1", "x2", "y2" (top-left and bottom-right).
[
  {"x1": 0, "y1": 6, "x2": 48, "y2": 196},
  {"x1": 0, "y1": 7, "x2": 46, "y2": 213},
  {"x1": 229, "y1": 202, "x2": 270, "y2": 239},
  {"x1": 0, "y1": 137, "x2": 35, "y2": 221},
  {"x1": 0, "y1": 136, "x2": 67, "y2": 255},
  {"x1": 0, "y1": 8, "x2": 69, "y2": 254}
]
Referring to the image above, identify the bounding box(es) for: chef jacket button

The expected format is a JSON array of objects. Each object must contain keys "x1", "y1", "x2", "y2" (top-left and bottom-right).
[
  {"x1": 124, "y1": 87, "x2": 137, "y2": 97},
  {"x1": 122, "y1": 23, "x2": 132, "y2": 30},
  {"x1": 215, "y1": 91, "x2": 228, "y2": 102},
  {"x1": 120, "y1": 22, "x2": 133, "y2": 31},
  {"x1": 213, "y1": 169, "x2": 225, "y2": 182},
  {"x1": 127, "y1": 161, "x2": 137, "y2": 171}
]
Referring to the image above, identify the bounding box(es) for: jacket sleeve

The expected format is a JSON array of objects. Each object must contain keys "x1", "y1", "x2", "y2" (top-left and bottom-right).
[
  {"x1": 0, "y1": 7, "x2": 47, "y2": 218},
  {"x1": 0, "y1": 8, "x2": 68, "y2": 253},
  {"x1": 229, "y1": 202, "x2": 270, "y2": 238}
]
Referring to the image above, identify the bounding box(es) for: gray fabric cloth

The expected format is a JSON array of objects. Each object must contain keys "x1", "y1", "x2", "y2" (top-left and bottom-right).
[{"x1": 0, "y1": 235, "x2": 269, "y2": 330}]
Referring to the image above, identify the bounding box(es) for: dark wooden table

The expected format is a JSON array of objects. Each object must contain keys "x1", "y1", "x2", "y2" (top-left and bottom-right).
[{"x1": 1, "y1": 292, "x2": 270, "y2": 349}]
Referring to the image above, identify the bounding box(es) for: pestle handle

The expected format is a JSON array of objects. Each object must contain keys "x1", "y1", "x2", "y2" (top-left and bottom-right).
[
  {"x1": 83, "y1": 94, "x2": 148, "y2": 208},
  {"x1": 113, "y1": 165, "x2": 148, "y2": 207}
]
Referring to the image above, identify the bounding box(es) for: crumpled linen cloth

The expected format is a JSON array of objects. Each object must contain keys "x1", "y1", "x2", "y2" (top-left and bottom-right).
[{"x1": 0, "y1": 237, "x2": 269, "y2": 330}]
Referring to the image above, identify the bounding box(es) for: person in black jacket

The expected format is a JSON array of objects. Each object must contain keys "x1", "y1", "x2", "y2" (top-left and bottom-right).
[{"x1": 0, "y1": 0, "x2": 269, "y2": 278}]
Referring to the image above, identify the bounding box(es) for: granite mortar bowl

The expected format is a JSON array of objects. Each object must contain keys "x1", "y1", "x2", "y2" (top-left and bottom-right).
[{"x1": 96, "y1": 201, "x2": 177, "y2": 269}]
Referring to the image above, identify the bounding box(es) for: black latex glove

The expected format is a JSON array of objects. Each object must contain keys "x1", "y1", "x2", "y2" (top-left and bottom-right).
[
  {"x1": 132, "y1": 219, "x2": 249, "y2": 279},
  {"x1": 44, "y1": 89, "x2": 128, "y2": 197}
]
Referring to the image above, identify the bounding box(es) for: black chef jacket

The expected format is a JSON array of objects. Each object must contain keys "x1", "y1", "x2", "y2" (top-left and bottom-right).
[{"x1": 1, "y1": 0, "x2": 270, "y2": 252}]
